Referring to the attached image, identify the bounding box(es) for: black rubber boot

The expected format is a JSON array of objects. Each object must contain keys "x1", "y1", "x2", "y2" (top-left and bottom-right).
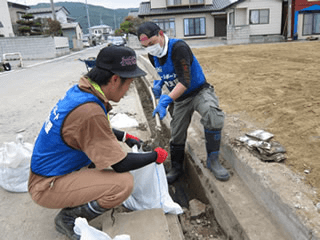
[
  {"x1": 166, "y1": 143, "x2": 185, "y2": 184},
  {"x1": 205, "y1": 129, "x2": 230, "y2": 181},
  {"x1": 54, "y1": 200, "x2": 108, "y2": 240}
]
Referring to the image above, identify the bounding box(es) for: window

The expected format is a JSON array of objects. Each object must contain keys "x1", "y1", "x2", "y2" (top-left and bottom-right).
[
  {"x1": 249, "y1": 9, "x2": 269, "y2": 24},
  {"x1": 184, "y1": 18, "x2": 206, "y2": 36},
  {"x1": 154, "y1": 19, "x2": 176, "y2": 37},
  {"x1": 303, "y1": 12, "x2": 320, "y2": 35},
  {"x1": 229, "y1": 12, "x2": 234, "y2": 25},
  {"x1": 167, "y1": 0, "x2": 181, "y2": 6},
  {"x1": 190, "y1": 0, "x2": 204, "y2": 4}
]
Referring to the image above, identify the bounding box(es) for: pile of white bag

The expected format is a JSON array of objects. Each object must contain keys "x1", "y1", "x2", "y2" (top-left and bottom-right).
[{"x1": 0, "y1": 134, "x2": 33, "y2": 192}]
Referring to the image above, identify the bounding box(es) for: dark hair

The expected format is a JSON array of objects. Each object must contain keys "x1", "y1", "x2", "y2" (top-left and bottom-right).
[
  {"x1": 86, "y1": 67, "x2": 113, "y2": 86},
  {"x1": 137, "y1": 22, "x2": 161, "y2": 39},
  {"x1": 86, "y1": 67, "x2": 128, "y2": 86}
]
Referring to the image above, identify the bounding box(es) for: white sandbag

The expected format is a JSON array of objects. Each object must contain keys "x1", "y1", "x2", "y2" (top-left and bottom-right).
[
  {"x1": 123, "y1": 146, "x2": 183, "y2": 215},
  {"x1": 0, "y1": 134, "x2": 33, "y2": 192}
]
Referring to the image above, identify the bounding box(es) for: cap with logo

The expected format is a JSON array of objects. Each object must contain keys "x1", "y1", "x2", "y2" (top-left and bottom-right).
[{"x1": 95, "y1": 45, "x2": 147, "y2": 78}]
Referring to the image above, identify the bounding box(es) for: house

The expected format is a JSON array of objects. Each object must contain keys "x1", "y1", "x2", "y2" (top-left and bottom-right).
[
  {"x1": 0, "y1": 0, "x2": 14, "y2": 37},
  {"x1": 27, "y1": 6, "x2": 72, "y2": 24},
  {"x1": 7, "y1": 1, "x2": 30, "y2": 36},
  {"x1": 291, "y1": 0, "x2": 320, "y2": 40},
  {"x1": 27, "y1": 6, "x2": 83, "y2": 49},
  {"x1": 225, "y1": 0, "x2": 285, "y2": 44},
  {"x1": 61, "y1": 22, "x2": 83, "y2": 49},
  {"x1": 138, "y1": 0, "x2": 285, "y2": 44},
  {"x1": 88, "y1": 24, "x2": 112, "y2": 41}
]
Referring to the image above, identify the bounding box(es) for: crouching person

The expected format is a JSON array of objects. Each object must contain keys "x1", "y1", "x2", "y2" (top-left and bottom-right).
[{"x1": 28, "y1": 46, "x2": 168, "y2": 240}]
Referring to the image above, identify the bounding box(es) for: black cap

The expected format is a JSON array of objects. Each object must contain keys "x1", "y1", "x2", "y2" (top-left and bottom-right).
[
  {"x1": 95, "y1": 45, "x2": 147, "y2": 78},
  {"x1": 137, "y1": 22, "x2": 161, "y2": 39}
]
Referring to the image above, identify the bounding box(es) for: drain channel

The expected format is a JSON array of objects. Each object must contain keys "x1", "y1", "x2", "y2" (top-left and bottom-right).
[{"x1": 135, "y1": 77, "x2": 227, "y2": 240}]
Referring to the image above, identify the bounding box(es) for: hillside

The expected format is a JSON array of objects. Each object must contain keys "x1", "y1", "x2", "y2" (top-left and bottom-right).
[{"x1": 30, "y1": 2, "x2": 138, "y2": 33}]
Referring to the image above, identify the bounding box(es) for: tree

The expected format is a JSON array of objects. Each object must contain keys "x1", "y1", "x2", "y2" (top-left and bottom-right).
[
  {"x1": 16, "y1": 13, "x2": 34, "y2": 36},
  {"x1": 48, "y1": 19, "x2": 62, "y2": 36},
  {"x1": 119, "y1": 16, "x2": 145, "y2": 36},
  {"x1": 16, "y1": 14, "x2": 43, "y2": 36}
]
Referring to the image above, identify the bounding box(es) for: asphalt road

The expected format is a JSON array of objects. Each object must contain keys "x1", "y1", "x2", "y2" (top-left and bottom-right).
[{"x1": 0, "y1": 45, "x2": 113, "y2": 240}]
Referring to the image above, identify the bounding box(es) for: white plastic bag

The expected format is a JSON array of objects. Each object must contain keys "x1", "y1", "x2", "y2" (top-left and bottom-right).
[
  {"x1": 0, "y1": 134, "x2": 33, "y2": 192},
  {"x1": 123, "y1": 146, "x2": 183, "y2": 215},
  {"x1": 74, "y1": 217, "x2": 130, "y2": 240}
]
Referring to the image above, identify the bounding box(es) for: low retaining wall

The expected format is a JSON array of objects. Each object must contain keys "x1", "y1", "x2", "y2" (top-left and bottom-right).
[{"x1": 0, "y1": 36, "x2": 70, "y2": 60}]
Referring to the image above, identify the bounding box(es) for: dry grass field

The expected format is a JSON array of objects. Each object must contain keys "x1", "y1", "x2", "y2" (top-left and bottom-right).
[{"x1": 193, "y1": 41, "x2": 320, "y2": 203}]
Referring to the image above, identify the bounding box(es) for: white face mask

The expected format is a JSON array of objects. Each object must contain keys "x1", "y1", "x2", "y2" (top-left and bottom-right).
[{"x1": 146, "y1": 43, "x2": 164, "y2": 57}]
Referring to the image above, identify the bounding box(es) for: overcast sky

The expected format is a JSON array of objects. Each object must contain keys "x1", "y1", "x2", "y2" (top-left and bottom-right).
[{"x1": 9, "y1": 0, "x2": 145, "y2": 9}]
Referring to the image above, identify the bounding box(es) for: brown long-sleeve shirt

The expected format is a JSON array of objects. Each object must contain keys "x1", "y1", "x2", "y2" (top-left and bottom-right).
[{"x1": 61, "y1": 77, "x2": 126, "y2": 170}]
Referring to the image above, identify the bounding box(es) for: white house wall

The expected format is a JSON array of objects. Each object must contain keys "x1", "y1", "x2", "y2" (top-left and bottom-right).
[
  {"x1": 151, "y1": 0, "x2": 212, "y2": 9},
  {"x1": 236, "y1": 0, "x2": 282, "y2": 35},
  {"x1": 0, "y1": 0, "x2": 14, "y2": 37},
  {"x1": 56, "y1": 10, "x2": 68, "y2": 23},
  {"x1": 149, "y1": 13, "x2": 215, "y2": 39},
  {"x1": 32, "y1": 10, "x2": 68, "y2": 24},
  {"x1": 151, "y1": 0, "x2": 166, "y2": 9},
  {"x1": 75, "y1": 24, "x2": 82, "y2": 40}
]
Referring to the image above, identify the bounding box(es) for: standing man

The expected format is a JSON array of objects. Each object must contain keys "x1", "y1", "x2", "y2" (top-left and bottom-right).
[
  {"x1": 137, "y1": 22, "x2": 230, "y2": 184},
  {"x1": 28, "y1": 45, "x2": 168, "y2": 240}
]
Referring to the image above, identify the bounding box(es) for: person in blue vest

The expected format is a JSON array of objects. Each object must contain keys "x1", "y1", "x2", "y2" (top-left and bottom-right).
[
  {"x1": 137, "y1": 22, "x2": 230, "y2": 184},
  {"x1": 28, "y1": 45, "x2": 168, "y2": 240}
]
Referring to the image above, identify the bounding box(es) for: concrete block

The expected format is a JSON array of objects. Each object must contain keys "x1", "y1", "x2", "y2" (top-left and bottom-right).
[{"x1": 102, "y1": 209, "x2": 172, "y2": 240}]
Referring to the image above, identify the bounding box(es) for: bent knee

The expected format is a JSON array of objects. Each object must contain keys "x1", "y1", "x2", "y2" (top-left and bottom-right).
[
  {"x1": 201, "y1": 107, "x2": 225, "y2": 130},
  {"x1": 98, "y1": 172, "x2": 134, "y2": 209}
]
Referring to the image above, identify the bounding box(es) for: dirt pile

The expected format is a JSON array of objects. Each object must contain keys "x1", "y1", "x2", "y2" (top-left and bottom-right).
[{"x1": 193, "y1": 41, "x2": 320, "y2": 203}]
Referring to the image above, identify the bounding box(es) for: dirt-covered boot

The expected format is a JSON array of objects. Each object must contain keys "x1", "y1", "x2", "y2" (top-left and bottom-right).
[
  {"x1": 205, "y1": 128, "x2": 230, "y2": 181},
  {"x1": 54, "y1": 200, "x2": 108, "y2": 240},
  {"x1": 166, "y1": 143, "x2": 185, "y2": 184}
]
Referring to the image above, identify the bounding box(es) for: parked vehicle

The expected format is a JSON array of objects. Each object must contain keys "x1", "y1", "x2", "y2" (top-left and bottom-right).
[
  {"x1": 82, "y1": 39, "x2": 90, "y2": 47},
  {"x1": 106, "y1": 36, "x2": 126, "y2": 47}
]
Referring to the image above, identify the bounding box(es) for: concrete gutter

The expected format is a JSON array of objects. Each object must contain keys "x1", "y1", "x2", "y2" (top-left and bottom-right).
[{"x1": 137, "y1": 55, "x2": 320, "y2": 240}]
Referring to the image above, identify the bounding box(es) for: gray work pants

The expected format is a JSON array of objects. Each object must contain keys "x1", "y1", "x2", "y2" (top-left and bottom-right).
[{"x1": 170, "y1": 87, "x2": 225, "y2": 145}]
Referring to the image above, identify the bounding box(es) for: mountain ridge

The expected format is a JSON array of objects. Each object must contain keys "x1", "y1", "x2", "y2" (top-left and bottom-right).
[{"x1": 30, "y1": 2, "x2": 138, "y2": 34}]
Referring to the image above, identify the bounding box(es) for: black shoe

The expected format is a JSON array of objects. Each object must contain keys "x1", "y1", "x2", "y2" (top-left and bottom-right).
[
  {"x1": 207, "y1": 152, "x2": 230, "y2": 181},
  {"x1": 55, "y1": 208, "x2": 80, "y2": 240},
  {"x1": 166, "y1": 167, "x2": 183, "y2": 184},
  {"x1": 54, "y1": 201, "x2": 107, "y2": 240},
  {"x1": 167, "y1": 143, "x2": 185, "y2": 184}
]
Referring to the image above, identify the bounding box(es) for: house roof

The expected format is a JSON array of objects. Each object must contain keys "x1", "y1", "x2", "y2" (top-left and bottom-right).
[
  {"x1": 89, "y1": 25, "x2": 111, "y2": 29},
  {"x1": 299, "y1": 4, "x2": 320, "y2": 12},
  {"x1": 7, "y1": 1, "x2": 30, "y2": 10},
  {"x1": 27, "y1": 6, "x2": 70, "y2": 15},
  {"x1": 212, "y1": 0, "x2": 240, "y2": 10},
  {"x1": 138, "y1": 0, "x2": 241, "y2": 17},
  {"x1": 61, "y1": 22, "x2": 79, "y2": 29}
]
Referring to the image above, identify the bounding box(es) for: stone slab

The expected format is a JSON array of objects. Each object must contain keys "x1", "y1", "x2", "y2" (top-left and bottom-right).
[{"x1": 102, "y1": 209, "x2": 172, "y2": 240}]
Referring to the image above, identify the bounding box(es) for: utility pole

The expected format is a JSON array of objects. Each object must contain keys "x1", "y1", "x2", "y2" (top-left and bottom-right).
[
  {"x1": 287, "y1": 0, "x2": 292, "y2": 40},
  {"x1": 50, "y1": 0, "x2": 57, "y2": 21},
  {"x1": 85, "y1": 0, "x2": 91, "y2": 30},
  {"x1": 114, "y1": 10, "x2": 116, "y2": 30}
]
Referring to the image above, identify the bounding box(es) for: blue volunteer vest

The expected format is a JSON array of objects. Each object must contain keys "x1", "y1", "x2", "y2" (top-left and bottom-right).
[
  {"x1": 153, "y1": 38, "x2": 206, "y2": 96},
  {"x1": 31, "y1": 85, "x2": 108, "y2": 177}
]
